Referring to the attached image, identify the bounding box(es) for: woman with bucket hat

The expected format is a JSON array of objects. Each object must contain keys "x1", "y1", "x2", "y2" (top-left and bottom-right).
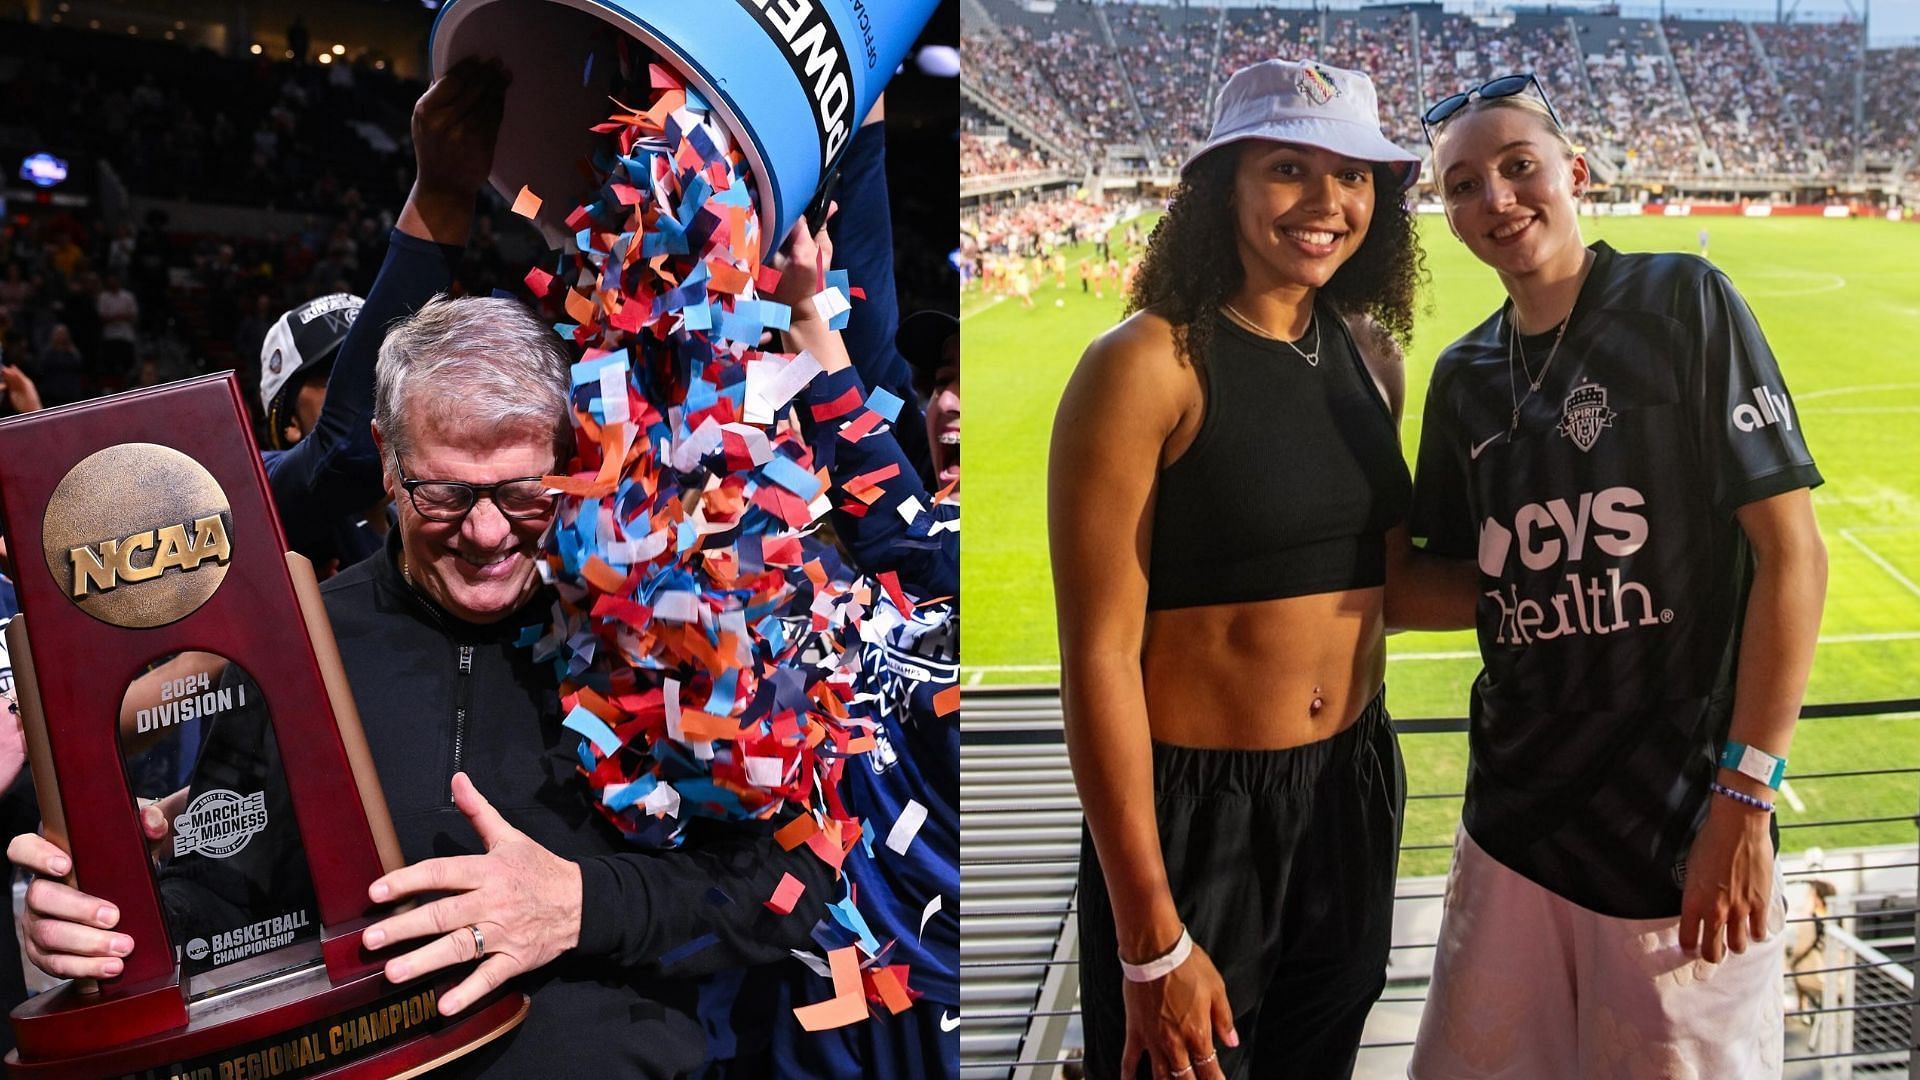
[
  {"x1": 1051, "y1": 59, "x2": 1464, "y2": 1079},
  {"x1": 1407, "y1": 77, "x2": 1825, "y2": 1077}
]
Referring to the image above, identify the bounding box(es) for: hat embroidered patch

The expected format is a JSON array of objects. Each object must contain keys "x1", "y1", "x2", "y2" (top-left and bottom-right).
[{"x1": 1296, "y1": 64, "x2": 1341, "y2": 106}]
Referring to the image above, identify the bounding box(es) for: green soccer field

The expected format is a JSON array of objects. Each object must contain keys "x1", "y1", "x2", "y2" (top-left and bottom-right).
[{"x1": 965, "y1": 212, "x2": 1920, "y2": 869}]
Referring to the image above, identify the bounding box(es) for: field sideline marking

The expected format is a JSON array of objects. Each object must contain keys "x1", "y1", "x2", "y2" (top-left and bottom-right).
[
  {"x1": 1839, "y1": 529, "x2": 1920, "y2": 602},
  {"x1": 966, "y1": 630, "x2": 1920, "y2": 674},
  {"x1": 1800, "y1": 383, "x2": 1920, "y2": 401},
  {"x1": 960, "y1": 296, "x2": 1007, "y2": 320},
  {"x1": 1739, "y1": 270, "x2": 1847, "y2": 297}
]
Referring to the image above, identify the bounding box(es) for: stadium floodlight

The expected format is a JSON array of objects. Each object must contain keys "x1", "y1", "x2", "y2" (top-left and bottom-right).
[
  {"x1": 19, "y1": 153, "x2": 69, "y2": 189},
  {"x1": 917, "y1": 44, "x2": 959, "y2": 78}
]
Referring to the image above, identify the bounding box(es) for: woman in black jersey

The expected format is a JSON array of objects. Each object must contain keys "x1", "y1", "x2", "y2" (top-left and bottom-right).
[
  {"x1": 1050, "y1": 60, "x2": 1468, "y2": 1080},
  {"x1": 1408, "y1": 82, "x2": 1826, "y2": 1077}
]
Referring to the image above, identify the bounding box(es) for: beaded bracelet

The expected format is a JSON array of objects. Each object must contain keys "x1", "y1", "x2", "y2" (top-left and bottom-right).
[{"x1": 1709, "y1": 781, "x2": 1774, "y2": 814}]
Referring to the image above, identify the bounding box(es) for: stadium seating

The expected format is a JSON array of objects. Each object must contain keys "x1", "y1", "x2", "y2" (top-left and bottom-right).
[{"x1": 966, "y1": 0, "x2": 1918, "y2": 183}]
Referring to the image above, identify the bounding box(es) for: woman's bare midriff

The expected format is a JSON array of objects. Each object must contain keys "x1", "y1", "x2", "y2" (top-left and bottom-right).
[{"x1": 1140, "y1": 586, "x2": 1387, "y2": 749}]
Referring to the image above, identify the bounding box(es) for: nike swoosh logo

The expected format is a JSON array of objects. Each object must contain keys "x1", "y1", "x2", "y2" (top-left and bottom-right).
[
  {"x1": 941, "y1": 1011, "x2": 960, "y2": 1031},
  {"x1": 1469, "y1": 433, "x2": 1503, "y2": 460}
]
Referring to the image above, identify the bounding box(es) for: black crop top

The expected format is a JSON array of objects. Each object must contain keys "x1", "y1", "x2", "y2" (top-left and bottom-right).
[{"x1": 1146, "y1": 307, "x2": 1411, "y2": 610}]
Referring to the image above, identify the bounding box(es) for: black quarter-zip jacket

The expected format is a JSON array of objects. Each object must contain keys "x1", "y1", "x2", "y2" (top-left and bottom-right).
[{"x1": 161, "y1": 535, "x2": 835, "y2": 1076}]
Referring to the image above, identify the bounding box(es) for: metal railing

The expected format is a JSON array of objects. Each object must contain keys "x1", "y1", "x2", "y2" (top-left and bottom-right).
[{"x1": 960, "y1": 688, "x2": 1920, "y2": 1080}]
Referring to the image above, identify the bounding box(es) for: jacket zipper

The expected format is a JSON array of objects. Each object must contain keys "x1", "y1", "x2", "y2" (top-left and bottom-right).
[{"x1": 451, "y1": 644, "x2": 474, "y2": 802}]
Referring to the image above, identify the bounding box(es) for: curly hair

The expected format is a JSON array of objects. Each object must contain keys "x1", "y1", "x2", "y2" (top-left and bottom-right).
[{"x1": 1125, "y1": 145, "x2": 1426, "y2": 366}]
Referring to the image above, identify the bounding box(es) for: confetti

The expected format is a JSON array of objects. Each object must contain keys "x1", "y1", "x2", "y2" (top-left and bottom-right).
[
  {"x1": 884, "y1": 799, "x2": 927, "y2": 856},
  {"x1": 509, "y1": 45, "x2": 932, "y2": 1029},
  {"x1": 510, "y1": 184, "x2": 543, "y2": 220}
]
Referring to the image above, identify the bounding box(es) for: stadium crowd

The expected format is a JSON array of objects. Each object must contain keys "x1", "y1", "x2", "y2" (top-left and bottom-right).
[
  {"x1": 964, "y1": 0, "x2": 1918, "y2": 183},
  {"x1": 962, "y1": 129, "x2": 1055, "y2": 181}
]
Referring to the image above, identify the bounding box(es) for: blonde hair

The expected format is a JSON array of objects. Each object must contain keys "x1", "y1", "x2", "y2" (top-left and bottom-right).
[{"x1": 1434, "y1": 92, "x2": 1578, "y2": 157}]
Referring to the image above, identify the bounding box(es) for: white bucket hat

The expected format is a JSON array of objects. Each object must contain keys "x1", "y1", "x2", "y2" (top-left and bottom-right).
[{"x1": 1183, "y1": 59, "x2": 1421, "y2": 188}]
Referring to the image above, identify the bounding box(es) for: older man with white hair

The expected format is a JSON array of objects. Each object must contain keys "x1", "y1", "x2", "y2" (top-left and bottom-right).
[{"x1": 10, "y1": 292, "x2": 836, "y2": 1077}]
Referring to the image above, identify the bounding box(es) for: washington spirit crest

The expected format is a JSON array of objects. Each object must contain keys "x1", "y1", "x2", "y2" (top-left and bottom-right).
[
  {"x1": 1559, "y1": 381, "x2": 1616, "y2": 452},
  {"x1": 1295, "y1": 64, "x2": 1341, "y2": 106}
]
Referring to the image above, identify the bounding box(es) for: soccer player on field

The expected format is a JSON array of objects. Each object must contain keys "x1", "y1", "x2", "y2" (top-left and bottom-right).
[{"x1": 1407, "y1": 78, "x2": 1827, "y2": 1077}]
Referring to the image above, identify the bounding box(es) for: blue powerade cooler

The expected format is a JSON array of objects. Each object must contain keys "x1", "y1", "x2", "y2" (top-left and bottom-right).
[{"x1": 430, "y1": 0, "x2": 939, "y2": 256}]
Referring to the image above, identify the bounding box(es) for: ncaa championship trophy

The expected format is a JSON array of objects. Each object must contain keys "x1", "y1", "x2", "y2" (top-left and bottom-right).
[{"x1": 0, "y1": 374, "x2": 527, "y2": 1077}]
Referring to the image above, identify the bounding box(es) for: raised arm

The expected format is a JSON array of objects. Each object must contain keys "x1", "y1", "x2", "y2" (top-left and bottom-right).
[{"x1": 269, "y1": 59, "x2": 507, "y2": 558}]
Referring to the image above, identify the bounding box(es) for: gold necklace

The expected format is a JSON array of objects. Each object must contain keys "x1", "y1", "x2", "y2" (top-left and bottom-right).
[{"x1": 1223, "y1": 302, "x2": 1320, "y2": 366}]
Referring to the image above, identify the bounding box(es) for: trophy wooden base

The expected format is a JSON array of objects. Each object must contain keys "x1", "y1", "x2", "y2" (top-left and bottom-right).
[{"x1": 7, "y1": 964, "x2": 528, "y2": 1079}]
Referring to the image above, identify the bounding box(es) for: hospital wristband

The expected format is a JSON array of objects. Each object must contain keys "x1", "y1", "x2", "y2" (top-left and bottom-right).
[
  {"x1": 1718, "y1": 740, "x2": 1787, "y2": 790},
  {"x1": 1119, "y1": 927, "x2": 1194, "y2": 983},
  {"x1": 1709, "y1": 781, "x2": 1775, "y2": 814}
]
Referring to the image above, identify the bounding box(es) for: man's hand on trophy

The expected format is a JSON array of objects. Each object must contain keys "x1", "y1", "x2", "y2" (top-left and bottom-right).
[
  {"x1": 362, "y1": 771, "x2": 582, "y2": 1016},
  {"x1": 7, "y1": 833, "x2": 135, "y2": 980},
  {"x1": 137, "y1": 786, "x2": 190, "y2": 863},
  {"x1": 399, "y1": 55, "x2": 510, "y2": 246}
]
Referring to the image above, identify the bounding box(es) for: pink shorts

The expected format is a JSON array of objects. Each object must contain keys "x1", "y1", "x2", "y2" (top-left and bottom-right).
[{"x1": 1410, "y1": 829, "x2": 1785, "y2": 1079}]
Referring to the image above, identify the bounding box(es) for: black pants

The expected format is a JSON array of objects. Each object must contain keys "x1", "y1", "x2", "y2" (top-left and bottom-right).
[{"x1": 1078, "y1": 691, "x2": 1404, "y2": 1080}]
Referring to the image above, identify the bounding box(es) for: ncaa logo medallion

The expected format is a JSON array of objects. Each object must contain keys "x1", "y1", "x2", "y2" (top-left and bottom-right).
[{"x1": 1558, "y1": 381, "x2": 1616, "y2": 452}]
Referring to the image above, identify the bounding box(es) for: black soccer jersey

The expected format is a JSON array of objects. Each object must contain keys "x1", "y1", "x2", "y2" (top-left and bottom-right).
[{"x1": 1409, "y1": 241, "x2": 1822, "y2": 919}]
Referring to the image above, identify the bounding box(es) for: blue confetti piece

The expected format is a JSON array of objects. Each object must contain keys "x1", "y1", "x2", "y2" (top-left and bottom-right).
[
  {"x1": 490, "y1": 288, "x2": 515, "y2": 300},
  {"x1": 605, "y1": 773, "x2": 656, "y2": 811},
  {"x1": 758, "y1": 300, "x2": 791, "y2": 332},
  {"x1": 687, "y1": 376, "x2": 718, "y2": 414},
  {"x1": 718, "y1": 307, "x2": 762, "y2": 344},
  {"x1": 656, "y1": 214, "x2": 689, "y2": 254},
  {"x1": 516, "y1": 624, "x2": 543, "y2": 647},
  {"x1": 704, "y1": 887, "x2": 734, "y2": 908},
  {"x1": 563, "y1": 704, "x2": 622, "y2": 757},
  {"x1": 683, "y1": 260, "x2": 711, "y2": 288},
  {"x1": 826, "y1": 269, "x2": 852, "y2": 331},
  {"x1": 678, "y1": 175, "x2": 712, "y2": 227},
  {"x1": 576, "y1": 741, "x2": 597, "y2": 770},
  {"x1": 659, "y1": 932, "x2": 719, "y2": 969},
  {"x1": 685, "y1": 88, "x2": 709, "y2": 112},
  {"x1": 676, "y1": 520, "x2": 698, "y2": 553},
  {"x1": 811, "y1": 918, "x2": 859, "y2": 953},
  {"x1": 865, "y1": 387, "x2": 905, "y2": 423},
  {"x1": 682, "y1": 301, "x2": 712, "y2": 331},
  {"x1": 572, "y1": 353, "x2": 624, "y2": 386},
  {"x1": 553, "y1": 322, "x2": 579, "y2": 340},
  {"x1": 827, "y1": 895, "x2": 881, "y2": 955},
  {"x1": 582, "y1": 48, "x2": 595, "y2": 87},
  {"x1": 705, "y1": 669, "x2": 739, "y2": 715},
  {"x1": 575, "y1": 227, "x2": 594, "y2": 252},
  {"x1": 687, "y1": 122, "x2": 719, "y2": 164},
  {"x1": 711, "y1": 183, "x2": 752, "y2": 209},
  {"x1": 762, "y1": 455, "x2": 821, "y2": 501}
]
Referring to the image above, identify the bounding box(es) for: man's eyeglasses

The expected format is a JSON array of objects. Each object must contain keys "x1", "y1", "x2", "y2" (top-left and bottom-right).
[
  {"x1": 399, "y1": 469, "x2": 554, "y2": 522},
  {"x1": 1421, "y1": 72, "x2": 1564, "y2": 147}
]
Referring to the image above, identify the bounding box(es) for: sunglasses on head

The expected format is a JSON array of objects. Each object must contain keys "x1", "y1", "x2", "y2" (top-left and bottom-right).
[{"x1": 1421, "y1": 72, "x2": 1564, "y2": 147}]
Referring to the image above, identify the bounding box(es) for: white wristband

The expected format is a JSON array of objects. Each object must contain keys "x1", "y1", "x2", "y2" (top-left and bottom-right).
[{"x1": 1119, "y1": 927, "x2": 1194, "y2": 983}]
